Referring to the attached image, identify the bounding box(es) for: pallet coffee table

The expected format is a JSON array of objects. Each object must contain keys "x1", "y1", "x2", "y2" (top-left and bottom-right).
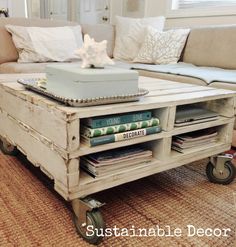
[{"x1": 0, "y1": 73, "x2": 235, "y2": 244}]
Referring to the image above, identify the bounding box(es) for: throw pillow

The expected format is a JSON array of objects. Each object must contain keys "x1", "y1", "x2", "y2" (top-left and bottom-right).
[
  {"x1": 134, "y1": 27, "x2": 190, "y2": 64},
  {"x1": 113, "y1": 16, "x2": 165, "y2": 61},
  {"x1": 5, "y1": 25, "x2": 83, "y2": 63}
]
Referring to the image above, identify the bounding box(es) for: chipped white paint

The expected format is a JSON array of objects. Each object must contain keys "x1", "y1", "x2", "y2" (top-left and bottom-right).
[{"x1": 0, "y1": 74, "x2": 235, "y2": 200}]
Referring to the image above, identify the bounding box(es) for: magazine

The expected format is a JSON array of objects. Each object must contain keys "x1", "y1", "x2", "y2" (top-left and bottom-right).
[{"x1": 81, "y1": 146, "x2": 153, "y2": 177}]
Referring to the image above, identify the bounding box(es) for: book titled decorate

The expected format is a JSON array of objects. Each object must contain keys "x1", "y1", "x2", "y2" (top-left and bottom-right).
[
  {"x1": 81, "y1": 118, "x2": 160, "y2": 138},
  {"x1": 82, "y1": 111, "x2": 152, "y2": 129},
  {"x1": 82, "y1": 126, "x2": 162, "y2": 147}
]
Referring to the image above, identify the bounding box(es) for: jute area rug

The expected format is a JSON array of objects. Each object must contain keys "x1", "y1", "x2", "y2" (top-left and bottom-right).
[{"x1": 0, "y1": 152, "x2": 235, "y2": 247}]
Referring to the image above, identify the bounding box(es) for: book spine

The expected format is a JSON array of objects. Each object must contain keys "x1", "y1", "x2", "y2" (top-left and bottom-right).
[
  {"x1": 82, "y1": 118, "x2": 160, "y2": 138},
  {"x1": 87, "y1": 111, "x2": 152, "y2": 128},
  {"x1": 88, "y1": 126, "x2": 161, "y2": 146}
]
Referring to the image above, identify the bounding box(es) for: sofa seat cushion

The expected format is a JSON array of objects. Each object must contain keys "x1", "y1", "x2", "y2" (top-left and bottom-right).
[
  {"x1": 0, "y1": 60, "x2": 128, "y2": 74},
  {"x1": 0, "y1": 62, "x2": 79, "y2": 74},
  {"x1": 0, "y1": 62, "x2": 48, "y2": 73},
  {"x1": 131, "y1": 62, "x2": 236, "y2": 85},
  {"x1": 137, "y1": 70, "x2": 207, "y2": 86},
  {"x1": 209, "y1": 81, "x2": 236, "y2": 91}
]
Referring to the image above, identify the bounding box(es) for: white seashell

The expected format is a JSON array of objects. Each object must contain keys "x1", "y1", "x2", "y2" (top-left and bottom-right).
[{"x1": 75, "y1": 34, "x2": 114, "y2": 68}]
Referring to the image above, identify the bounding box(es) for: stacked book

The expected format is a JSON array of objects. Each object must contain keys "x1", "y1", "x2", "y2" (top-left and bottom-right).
[
  {"x1": 81, "y1": 146, "x2": 153, "y2": 177},
  {"x1": 81, "y1": 111, "x2": 161, "y2": 147},
  {"x1": 172, "y1": 128, "x2": 218, "y2": 153}
]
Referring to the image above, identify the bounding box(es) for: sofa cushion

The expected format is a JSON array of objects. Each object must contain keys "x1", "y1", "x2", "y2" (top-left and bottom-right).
[
  {"x1": 134, "y1": 27, "x2": 190, "y2": 64},
  {"x1": 0, "y1": 62, "x2": 52, "y2": 73},
  {"x1": 114, "y1": 16, "x2": 165, "y2": 61},
  {"x1": 81, "y1": 24, "x2": 115, "y2": 58},
  {"x1": 137, "y1": 70, "x2": 207, "y2": 86},
  {"x1": 0, "y1": 62, "x2": 78, "y2": 74},
  {"x1": 209, "y1": 81, "x2": 236, "y2": 91},
  {"x1": 131, "y1": 62, "x2": 236, "y2": 84},
  {"x1": 183, "y1": 25, "x2": 236, "y2": 70},
  {"x1": 0, "y1": 18, "x2": 78, "y2": 65},
  {"x1": 6, "y1": 25, "x2": 83, "y2": 63}
]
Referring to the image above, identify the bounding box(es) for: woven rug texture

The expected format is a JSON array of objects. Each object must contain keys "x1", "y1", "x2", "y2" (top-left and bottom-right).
[{"x1": 0, "y1": 152, "x2": 235, "y2": 247}]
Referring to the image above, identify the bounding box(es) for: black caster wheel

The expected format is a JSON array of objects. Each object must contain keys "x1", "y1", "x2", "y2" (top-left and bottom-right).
[
  {"x1": 206, "y1": 161, "x2": 236, "y2": 185},
  {"x1": 0, "y1": 140, "x2": 18, "y2": 156},
  {"x1": 73, "y1": 209, "x2": 105, "y2": 245}
]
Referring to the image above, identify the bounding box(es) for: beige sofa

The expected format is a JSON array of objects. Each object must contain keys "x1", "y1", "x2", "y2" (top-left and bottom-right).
[
  {"x1": 0, "y1": 18, "x2": 235, "y2": 89},
  {"x1": 0, "y1": 18, "x2": 236, "y2": 144},
  {"x1": 0, "y1": 18, "x2": 115, "y2": 73}
]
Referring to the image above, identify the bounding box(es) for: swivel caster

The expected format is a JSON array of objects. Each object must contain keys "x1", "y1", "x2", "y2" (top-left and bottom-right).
[
  {"x1": 206, "y1": 154, "x2": 236, "y2": 185},
  {"x1": 0, "y1": 139, "x2": 18, "y2": 156},
  {"x1": 72, "y1": 197, "x2": 105, "y2": 245}
]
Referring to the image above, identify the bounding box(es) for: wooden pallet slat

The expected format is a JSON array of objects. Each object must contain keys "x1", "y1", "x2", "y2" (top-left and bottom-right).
[{"x1": 0, "y1": 74, "x2": 235, "y2": 201}]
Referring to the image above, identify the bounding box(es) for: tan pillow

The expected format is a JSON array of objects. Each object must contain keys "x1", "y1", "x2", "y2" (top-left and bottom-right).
[
  {"x1": 134, "y1": 27, "x2": 190, "y2": 64},
  {"x1": 114, "y1": 16, "x2": 165, "y2": 61},
  {"x1": 5, "y1": 25, "x2": 83, "y2": 63}
]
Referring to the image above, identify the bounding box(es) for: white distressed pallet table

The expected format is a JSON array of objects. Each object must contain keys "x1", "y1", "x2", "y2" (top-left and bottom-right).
[{"x1": 0, "y1": 73, "x2": 235, "y2": 244}]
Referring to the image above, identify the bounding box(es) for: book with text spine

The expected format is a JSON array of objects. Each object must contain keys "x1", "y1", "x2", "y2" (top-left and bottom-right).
[
  {"x1": 81, "y1": 126, "x2": 162, "y2": 147},
  {"x1": 82, "y1": 111, "x2": 152, "y2": 129},
  {"x1": 81, "y1": 118, "x2": 160, "y2": 138}
]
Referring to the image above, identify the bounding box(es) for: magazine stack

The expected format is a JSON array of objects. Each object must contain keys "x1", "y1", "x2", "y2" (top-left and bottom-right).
[
  {"x1": 81, "y1": 111, "x2": 161, "y2": 147},
  {"x1": 172, "y1": 128, "x2": 218, "y2": 153},
  {"x1": 81, "y1": 146, "x2": 153, "y2": 177}
]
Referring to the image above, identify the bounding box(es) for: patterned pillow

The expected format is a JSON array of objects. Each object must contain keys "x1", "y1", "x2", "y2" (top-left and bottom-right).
[
  {"x1": 134, "y1": 27, "x2": 190, "y2": 64},
  {"x1": 114, "y1": 16, "x2": 165, "y2": 62}
]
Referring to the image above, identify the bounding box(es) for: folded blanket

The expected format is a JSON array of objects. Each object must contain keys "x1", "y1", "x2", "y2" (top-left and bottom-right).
[{"x1": 114, "y1": 60, "x2": 236, "y2": 85}]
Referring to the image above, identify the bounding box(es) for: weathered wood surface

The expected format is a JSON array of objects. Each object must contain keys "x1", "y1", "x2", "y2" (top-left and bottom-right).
[
  {"x1": 0, "y1": 73, "x2": 235, "y2": 200},
  {"x1": 0, "y1": 83, "x2": 80, "y2": 153},
  {"x1": 0, "y1": 109, "x2": 80, "y2": 196},
  {"x1": 1, "y1": 75, "x2": 236, "y2": 120},
  {"x1": 72, "y1": 143, "x2": 231, "y2": 199}
]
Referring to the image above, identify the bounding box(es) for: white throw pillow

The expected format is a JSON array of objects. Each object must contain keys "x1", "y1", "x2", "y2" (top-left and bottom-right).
[
  {"x1": 5, "y1": 25, "x2": 83, "y2": 63},
  {"x1": 134, "y1": 27, "x2": 190, "y2": 64},
  {"x1": 114, "y1": 16, "x2": 165, "y2": 61}
]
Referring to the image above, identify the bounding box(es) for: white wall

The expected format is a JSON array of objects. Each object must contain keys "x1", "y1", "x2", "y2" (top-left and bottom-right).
[
  {"x1": 11, "y1": 0, "x2": 27, "y2": 17},
  {"x1": 110, "y1": 0, "x2": 236, "y2": 27}
]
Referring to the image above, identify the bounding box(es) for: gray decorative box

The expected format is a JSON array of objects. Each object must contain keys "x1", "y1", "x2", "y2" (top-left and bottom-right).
[{"x1": 45, "y1": 64, "x2": 139, "y2": 99}]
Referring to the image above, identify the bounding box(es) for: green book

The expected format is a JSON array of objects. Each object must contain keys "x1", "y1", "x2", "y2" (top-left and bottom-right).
[
  {"x1": 81, "y1": 118, "x2": 160, "y2": 138},
  {"x1": 81, "y1": 126, "x2": 162, "y2": 147},
  {"x1": 82, "y1": 111, "x2": 152, "y2": 129}
]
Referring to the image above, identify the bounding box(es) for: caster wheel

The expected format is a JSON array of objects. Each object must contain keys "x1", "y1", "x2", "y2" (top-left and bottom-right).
[
  {"x1": 73, "y1": 209, "x2": 105, "y2": 245},
  {"x1": 0, "y1": 140, "x2": 18, "y2": 156},
  {"x1": 206, "y1": 161, "x2": 236, "y2": 185}
]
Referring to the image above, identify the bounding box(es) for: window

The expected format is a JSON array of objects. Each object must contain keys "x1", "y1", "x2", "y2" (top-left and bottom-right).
[
  {"x1": 173, "y1": 0, "x2": 236, "y2": 10},
  {"x1": 168, "y1": 0, "x2": 236, "y2": 17}
]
